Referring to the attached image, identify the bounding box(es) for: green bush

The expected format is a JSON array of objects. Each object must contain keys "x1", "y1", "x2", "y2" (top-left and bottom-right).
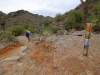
[
  {"x1": 69, "y1": 10, "x2": 83, "y2": 22},
  {"x1": 6, "y1": 31, "x2": 16, "y2": 41},
  {"x1": 55, "y1": 13, "x2": 63, "y2": 22},
  {"x1": 94, "y1": 1, "x2": 100, "y2": 13},
  {"x1": 22, "y1": 24, "x2": 38, "y2": 33},
  {"x1": 64, "y1": 17, "x2": 76, "y2": 30},
  {"x1": 23, "y1": 24, "x2": 30, "y2": 29},
  {"x1": 41, "y1": 27, "x2": 52, "y2": 36},
  {"x1": 40, "y1": 25, "x2": 61, "y2": 36},
  {"x1": 64, "y1": 10, "x2": 83, "y2": 30},
  {"x1": 7, "y1": 25, "x2": 25, "y2": 36},
  {"x1": 50, "y1": 25, "x2": 61, "y2": 33},
  {"x1": 87, "y1": 13, "x2": 97, "y2": 22},
  {"x1": 43, "y1": 18, "x2": 53, "y2": 27},
  {"x1": 87, "y1": 1, "x2": 100, "y2": 33},
  {"x1": 28, "y1": 24, "x2": 37, "y2": 33},
  {"x1": 0, "y1": 31, "x2": 15, "y2": 42}
]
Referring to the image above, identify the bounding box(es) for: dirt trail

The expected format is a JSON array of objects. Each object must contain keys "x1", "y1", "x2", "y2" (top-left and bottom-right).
[{"x1": 0, "y1": 35, "x2": 100, "y2": 75}]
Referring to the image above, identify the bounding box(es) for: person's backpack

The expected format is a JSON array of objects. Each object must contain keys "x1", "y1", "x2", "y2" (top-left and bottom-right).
[
  {"x1": 28, "y1": 31, "x2": 30, "y2": 35},
  {"x1": 26, "y1": 31, "x2": 29, "y2": 36}
]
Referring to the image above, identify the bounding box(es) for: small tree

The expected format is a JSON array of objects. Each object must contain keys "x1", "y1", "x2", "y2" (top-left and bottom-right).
[
  {"x1": 0, "y1": 16, "x2": 6, "y2": 32},
  {"x1": 1, "y1": 20, "x2": 6, "y2": 32}
]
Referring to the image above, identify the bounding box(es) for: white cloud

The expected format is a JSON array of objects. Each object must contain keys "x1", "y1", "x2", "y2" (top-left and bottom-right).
[{"x1": 0, "y1": 0, "x2": 81, "y2": 17}]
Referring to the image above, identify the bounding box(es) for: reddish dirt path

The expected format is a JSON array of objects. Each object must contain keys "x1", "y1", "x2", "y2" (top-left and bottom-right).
[
  {"x1": 0, "y1": 43, "x2": 22, "y2": 58},
  {"x1": 0, "y1": 36, "x2": 28, "y2": 59}
]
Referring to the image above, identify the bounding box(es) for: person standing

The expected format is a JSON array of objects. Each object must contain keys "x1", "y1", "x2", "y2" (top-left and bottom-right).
[
  {"x1": 83, "y1": 23, "x2": 92, "y2": 56},
  {"x1": 25, "y1": 30, "x2": 30, "y2": 41}
]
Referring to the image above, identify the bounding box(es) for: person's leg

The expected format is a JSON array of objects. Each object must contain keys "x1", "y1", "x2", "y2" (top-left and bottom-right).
[
  {"x1": 86, "y1": 40, "x2": 90, "y2": 55},
  {"x1": 83, "y1": 45, "x2": 88, "y2": 55},
  {"x1": 83, "y1": 39, "x2": 89, "y2": 56},
  {"x1": 26, "y1": 35, "x2": 30, "y2": 41},
  {"x1": 28, "y1": 36, "x2": 30, "y2": 41},
  {"x1": 87, "y1": 45, "x2": 89, "y2": 55},
  {"x1": 27, "y1": 35, "x2": 30, "y2": 41}
]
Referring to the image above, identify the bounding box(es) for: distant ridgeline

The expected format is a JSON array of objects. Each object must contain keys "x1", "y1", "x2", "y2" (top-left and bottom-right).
[{"x1": 0, "y1": 10, "x2": 52, "y2": 27}]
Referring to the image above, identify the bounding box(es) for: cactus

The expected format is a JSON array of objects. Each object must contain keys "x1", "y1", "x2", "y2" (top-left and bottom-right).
[{"x1": 80, "y1": 0, "x2": 91, "y2": 28}]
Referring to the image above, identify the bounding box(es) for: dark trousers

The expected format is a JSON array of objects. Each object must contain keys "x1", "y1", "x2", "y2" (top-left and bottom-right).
[{"x1": 26, "y1": 35, "x2": 30, "y2": 41}]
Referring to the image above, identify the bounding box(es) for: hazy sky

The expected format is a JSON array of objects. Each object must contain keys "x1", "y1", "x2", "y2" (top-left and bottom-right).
[{"x1": 0, "y1": 0, "x2": 81, "y2": 17}]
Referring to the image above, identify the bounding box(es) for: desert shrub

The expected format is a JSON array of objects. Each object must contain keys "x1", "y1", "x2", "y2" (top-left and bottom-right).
[
  {"x1": 40, "y1": 25, "x2": 61, "y2": 36},
  {"x1": 22, "y1": 24, "x2": 38, "y2": 33},
  {"x1": 41, "y1": 27, "x2": 53, "y2": 36},
  {"x1": 0, "y1": 31, "x2": 5, "y2": 41},
  {"x1": 5, "y1": 32, "x2": 15, "y2": 41},
  {"x1": 23, "y1": 24, "x2": 29, "y2": 29},
  {"x1": 86, "y1": 1, "x2": 100, "y2": 33},
  {"x1": 94, "y1": 1, "x2": 100, "y2": 14},
  {"x1": 43, "y1": 18, "x2": 53, "y2": 27},
  {"x1": 64, "y1": 17, "x2": 77, "y2": 30},
  {"x1": 50, "y1": 25, "x2": 61, "y2": 33},
  {"x1": 64, "y1": 10, "x2": 83, "y2": 30},
  {"x1": 42, "y1": 30, "x2": 52, "y2": 36},
  {"x1": 0, "y1": 31, "x2": 15, "y2": 42},
  {"x1": 55, "y1": 13, "x2": 63, "y2": 22},
  {"x1": 7, "y1": 25, "x2": 25, "y2": 36},
  {"x1": 28, "y1": 24, "x2": 37, "y2": 33}
]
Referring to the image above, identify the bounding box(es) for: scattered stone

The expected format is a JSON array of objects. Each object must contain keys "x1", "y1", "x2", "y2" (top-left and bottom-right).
[
  {"x1": 4, "y1": 56, "x2": 21, "y2": 61},
  {"x1": 53, "y1": 66, "x2": 58, "y2": 69},
  {"x1": 13, "y1": 73, "x2": 17, "y2": 75},
  {"x1": 22, "y1": 53, "x2": 27, "y2": 56},
  {"x1": 0, "y1": 70, "x2": 7, "y2": 75},
  {"x1": 85, "y1": 70, "x2": 93, "y2": 75},
  {"x1": 67, "y1": 38, "x2": 72, "y2": 41},
  {"x1": 18, "y1": 63, "x2": 23, "y2": 67},
  {"x1": 77, "y1": 34, "x2": 82, "y2": 36},
  {"x1": 28, "y1": 60, "x2": 35, "y2": 63},
  {"x1": 29, "y1": 65, "x2": 34, "y2": 69},
  {"x1": 35, "y1": 41, "x2": 39, "y2": 45},
  {"x1": 20, "y1": 46, "x2": 28, "y2": 53},
  {"x1": 78, "y1": 55, "x2": 84, "y2": 60}
]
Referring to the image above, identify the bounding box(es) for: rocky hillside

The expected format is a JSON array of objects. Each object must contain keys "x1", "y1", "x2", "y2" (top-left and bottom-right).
[
  {"x1": 0, "y1": 11, "x2": 6, "y2": 17},
  {"x1": 54, "y1": 0, "x2": 100, "y2": 31},
  {"x1": 75, "y1": 0, "x2": 99, "y2": 10},
  {"x1": 0, "y1": 10, "x2": 52, "y2": 27}
]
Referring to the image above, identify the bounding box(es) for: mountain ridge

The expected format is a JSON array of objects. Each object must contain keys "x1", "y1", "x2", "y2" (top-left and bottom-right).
[{"x1": 0, "y1": 9, "x2": 52, "y2": 26}]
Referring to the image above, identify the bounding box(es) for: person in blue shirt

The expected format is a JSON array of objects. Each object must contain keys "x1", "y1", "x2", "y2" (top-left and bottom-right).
[{"x1": 25, "y1": 30, "x2": 30, "y2": 41}]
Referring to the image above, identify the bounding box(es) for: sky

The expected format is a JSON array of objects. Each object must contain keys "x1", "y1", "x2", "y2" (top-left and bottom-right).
[{"x1": 0, "y1": 0, "x2": 81, "y2": 17}]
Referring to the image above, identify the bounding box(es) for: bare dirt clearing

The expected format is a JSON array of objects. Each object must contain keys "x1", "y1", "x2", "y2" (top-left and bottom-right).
[{"x1": 0, "y1": 34, "x2": 100, "y2": 75}]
